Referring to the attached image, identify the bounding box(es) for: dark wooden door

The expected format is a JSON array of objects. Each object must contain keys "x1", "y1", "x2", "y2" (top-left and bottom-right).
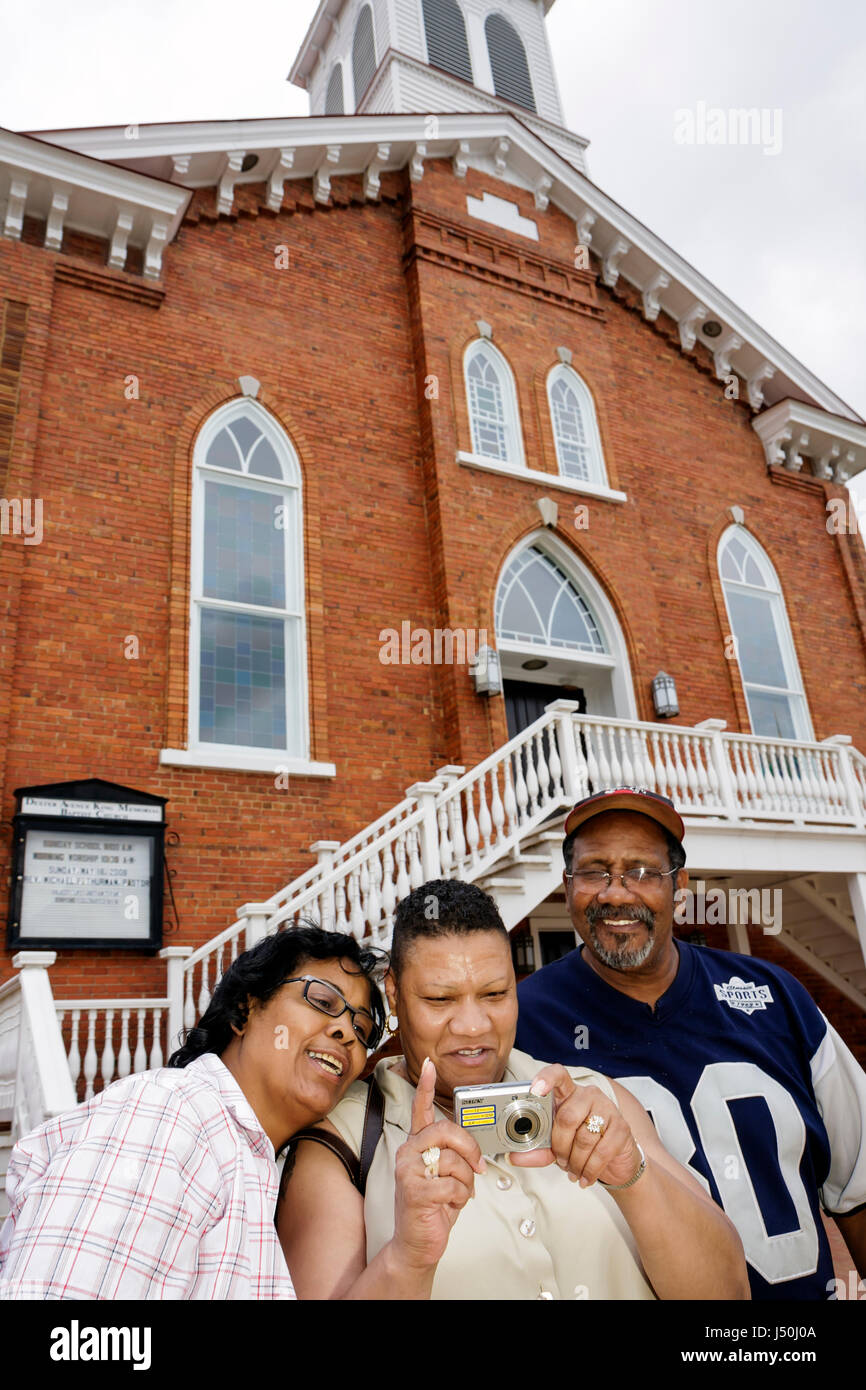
[{"x1": 504, "y1": 680, "x2": 586, "y2": 740}]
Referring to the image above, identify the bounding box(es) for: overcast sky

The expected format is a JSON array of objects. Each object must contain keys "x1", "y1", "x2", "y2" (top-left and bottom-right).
[{"x1": 3, "y1": 0, "x2": 864, "y2": 477}]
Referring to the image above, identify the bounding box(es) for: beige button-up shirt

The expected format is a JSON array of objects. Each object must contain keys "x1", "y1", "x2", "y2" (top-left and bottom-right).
[{"x1": 328, "y1": 1047, "x2": 655, "y2": 1300}]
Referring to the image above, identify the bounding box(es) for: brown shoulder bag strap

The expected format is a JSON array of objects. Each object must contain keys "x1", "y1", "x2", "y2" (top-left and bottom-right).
[
  {"x1": 278, "y1": 1074, "x2": 385, "y2": 1203},
  {"x1": 279, "y1": 1127, "x2": 360, "y2": 1203},
  {"x1": 358, "y1": 1074, "x2": 385, "y2": 1197}
]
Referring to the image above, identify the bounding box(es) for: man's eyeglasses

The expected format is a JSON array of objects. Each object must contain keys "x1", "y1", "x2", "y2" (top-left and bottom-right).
[
  {"x1": 564, "y1": 866, "x2": 679, "y2": 892},
  {"x1": 283, "y1": 976, "x2": 382, "y2": 1050}
]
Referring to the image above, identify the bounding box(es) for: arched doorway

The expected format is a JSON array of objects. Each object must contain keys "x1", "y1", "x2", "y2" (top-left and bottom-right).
[{"x1": 494, "y1": 535, "x2": 636, "y2": 739}]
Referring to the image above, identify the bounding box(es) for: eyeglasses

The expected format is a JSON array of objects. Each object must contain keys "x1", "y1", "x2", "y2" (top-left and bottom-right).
[
  {"x1": 564, "y1": 866, "x2": 679, "y2": 892},
  {"x1": 283, "y1": 975, "x2": 382, "y2": 1050}
]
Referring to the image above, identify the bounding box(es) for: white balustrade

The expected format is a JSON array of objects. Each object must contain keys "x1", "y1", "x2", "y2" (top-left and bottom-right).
[
  {"x1": 2, "y1": 711, "x2": 864, "y2": 1150},
  {"x1": 168, "y1": 707, "x2": 866, "y2": 1044},
  {"x1": 1, "y1": 955, "x2": 75, "y2": 1141},
  {"x1": 55, "y1": 1001, "x2": 169, "y2": 1100}
]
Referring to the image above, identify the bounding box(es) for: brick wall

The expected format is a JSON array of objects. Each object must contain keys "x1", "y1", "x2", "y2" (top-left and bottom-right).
[{"x1": 1, "y1": 161, "x2": 865, "y2": 1037}]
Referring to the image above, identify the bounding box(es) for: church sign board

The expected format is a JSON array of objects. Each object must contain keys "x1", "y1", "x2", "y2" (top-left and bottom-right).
[{"x1": 7, "y1": 779, "x2": 167, "y2": 952}]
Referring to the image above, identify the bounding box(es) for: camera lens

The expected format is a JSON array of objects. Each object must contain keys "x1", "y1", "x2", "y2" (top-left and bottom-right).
[{"x1": 504, "y1": 1104, "x2": 541, "y2": 1146}]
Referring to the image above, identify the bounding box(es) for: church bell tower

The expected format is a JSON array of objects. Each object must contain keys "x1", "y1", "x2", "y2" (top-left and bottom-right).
[{"x1": 290, "y1": 1, "x2": 570, "y2": 143}]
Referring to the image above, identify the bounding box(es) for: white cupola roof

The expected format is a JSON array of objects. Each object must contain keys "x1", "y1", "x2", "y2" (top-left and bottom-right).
[{"x1": 288, "y1": 1, "x2": 586, "y2": 170}]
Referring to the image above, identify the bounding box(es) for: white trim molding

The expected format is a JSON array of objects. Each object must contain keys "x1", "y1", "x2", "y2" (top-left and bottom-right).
[
  {"x1": 457, "y1": 451, "x2": 626, "y2": 502},
  {"x1": 0, "y1": 127, "x2": 190, "y2": 277},
  {"x1": 159, "y1": 748, "x2": 336, "y2": 776},
  {"x1": 25, "y1": 111, "x2": 863, "y2": 421},
  {"x1": 752, "y1": 400, "x2": 866, "y2": 481}
]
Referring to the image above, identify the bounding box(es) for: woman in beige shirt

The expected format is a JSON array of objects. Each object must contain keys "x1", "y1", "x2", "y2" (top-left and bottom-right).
[{"x1": 278, "y1": 881, "x2": 749, "y2": 1301}]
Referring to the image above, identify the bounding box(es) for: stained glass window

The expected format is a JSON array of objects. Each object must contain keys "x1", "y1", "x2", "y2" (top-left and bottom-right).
[{"x1": 193, "y1": 405, "x2": 303, "y2": 754}]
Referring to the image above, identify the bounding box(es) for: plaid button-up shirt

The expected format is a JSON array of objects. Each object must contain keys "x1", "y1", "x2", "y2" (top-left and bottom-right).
[{"x1": 0, "y1": 1053, "x2": 295, "y2": 1300}]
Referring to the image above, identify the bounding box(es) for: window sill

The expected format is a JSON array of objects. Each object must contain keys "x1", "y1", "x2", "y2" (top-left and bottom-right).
[
  {"x1": 159, "y1": 748, "x2": 337, "y2": 776},
  {"x1": 456, "y1": 452, "x2": 627, "y2": 502}
]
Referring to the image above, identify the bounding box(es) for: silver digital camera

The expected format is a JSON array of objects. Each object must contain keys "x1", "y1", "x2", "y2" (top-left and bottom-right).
[{"x1": 453, "y1": 1080, "x2": 553, "y2": 1156}]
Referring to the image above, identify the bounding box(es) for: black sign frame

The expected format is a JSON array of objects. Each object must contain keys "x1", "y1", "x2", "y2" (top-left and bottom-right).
[{"x1": 6, "y1": 778, "x2": 167, "y2": 953}]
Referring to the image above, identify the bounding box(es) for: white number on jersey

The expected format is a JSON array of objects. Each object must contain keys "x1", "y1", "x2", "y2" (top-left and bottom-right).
[{"x1": 619, "y1": 1062, "x2": 819, "y2": 1284}]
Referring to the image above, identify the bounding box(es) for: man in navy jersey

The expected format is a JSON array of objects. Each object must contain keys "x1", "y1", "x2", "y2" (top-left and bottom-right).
[{"x1": 515, "y1": 786, "x2": 866, "y2": 1300}]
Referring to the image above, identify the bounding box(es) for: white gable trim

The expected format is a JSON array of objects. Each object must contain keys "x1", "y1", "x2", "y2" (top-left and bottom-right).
[{"x1": 24, "y1": 111, "x2": 861, "y2": 423}]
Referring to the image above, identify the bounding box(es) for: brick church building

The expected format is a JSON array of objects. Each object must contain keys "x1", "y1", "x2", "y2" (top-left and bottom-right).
[{"x1": 2, "y1": 0, "x2": 866, "y2": 1244}]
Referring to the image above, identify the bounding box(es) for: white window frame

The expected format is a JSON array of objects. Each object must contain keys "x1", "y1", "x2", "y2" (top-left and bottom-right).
[
  {"x1": 161, "y1": 399, "x2": 334, "y2": 777},
  {"x1": 464, "y1": 338, "x2": 525, "y2": 469},
  {"x1": 718, "y1": 525, "x2": 813, "y2": 742},
  {"x1": 547, "y1": 363, "x2": 608, "y2": 488}
]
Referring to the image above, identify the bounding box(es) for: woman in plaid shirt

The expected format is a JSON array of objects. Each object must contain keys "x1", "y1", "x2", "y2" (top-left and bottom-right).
[{"x1": 0, "y1": 925, "x2": 386, "y2": 1300}]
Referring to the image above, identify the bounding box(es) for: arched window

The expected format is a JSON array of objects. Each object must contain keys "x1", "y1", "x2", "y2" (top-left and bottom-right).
[
  {"x1": 496, "y1": 546, "x2": 606, "y2": 653},
  {"x1": 352, "y1": 4, "x2": 377, "y2": 106},
  {"x1": 422, "y1": 0, "x2": 473, "y2": 84},
  {"x1": 547, "y1": 364, "x2": 607, "y2": 485},
  {"x1": 465, "y1": 340, "x2": 524, "y2": 466},
  {"x1": 485, "y1": 13, "x2": 536, "y2": 113},
  {"x1": 190, "y1": 401, "x2": 306, "y2": 755},
  {"x1": 325, "y1": 64, "x2": 345, "y2": 115},
  {"x1": 718, "y1": 527, "x2": 811, "y2": 740},
  {"x1": 494, "y1": 535, "x2": 637, "y2": 721}
]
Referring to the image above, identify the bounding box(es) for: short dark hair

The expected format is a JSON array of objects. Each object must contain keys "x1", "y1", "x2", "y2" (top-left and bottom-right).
[
  {"x1": 390, "y1": 879, "x2": 508, "y2": 978},
  {"x1": 168, "y1": 922, "x2": 386, "y2": 1066},
  {"x1": 563, "y1": 823, "x2": 686, "y2": 876}
]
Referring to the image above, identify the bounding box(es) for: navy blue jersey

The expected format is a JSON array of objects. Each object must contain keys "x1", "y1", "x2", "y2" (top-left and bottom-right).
[{"x1": 516, "y1": 940, "x2": 866, "y2": 1300}]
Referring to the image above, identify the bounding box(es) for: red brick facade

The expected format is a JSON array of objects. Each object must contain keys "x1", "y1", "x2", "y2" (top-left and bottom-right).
[{"x1": 2, "y1": 158, "x2": 866, "y2": 1026}]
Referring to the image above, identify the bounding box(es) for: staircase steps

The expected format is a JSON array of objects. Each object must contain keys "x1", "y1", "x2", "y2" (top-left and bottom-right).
[{"x1": 481, "y1": 877, "x2": 528, "y2": 893}]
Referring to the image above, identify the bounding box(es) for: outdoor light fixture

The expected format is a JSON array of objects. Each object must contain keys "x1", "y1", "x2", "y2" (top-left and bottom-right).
[
  {"x1": 652, "y1": 670, "x2": 679, "y2": 718},
  {"x1": 471, "y1": 645, "x2": 503, "y2": 696},
  {"x1": 522, "y1": 658, "x2": 547, "y2": 671},
  {"x1": 512, "y1": 932, "x2": 535, "y2": 972},
  {"x1": 702, "y1": 320, "x2": 722, "y2": 338}
]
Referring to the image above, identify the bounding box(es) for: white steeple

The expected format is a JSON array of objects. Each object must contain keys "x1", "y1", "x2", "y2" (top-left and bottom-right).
[{"x1": 290, "y1": 2, "x2": 566, "y2": 131}]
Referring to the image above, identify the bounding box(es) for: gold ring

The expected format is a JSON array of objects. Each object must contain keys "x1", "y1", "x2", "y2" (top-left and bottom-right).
[
  {"x1": 585, "y1": 1114, "x2": 606, "y2": 1136},
  {"x1": 421, "y1": 1145, "x2": 441, "y2": 1178}
]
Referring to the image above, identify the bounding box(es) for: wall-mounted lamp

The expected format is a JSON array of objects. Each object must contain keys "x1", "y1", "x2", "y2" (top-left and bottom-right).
[
  {"x1": 652, "y1": 670, "x2": 679, "y2": 718},
  {"x1": 511, "y1": 932, "x2": 535, "y2": 972},
  {"x1": 471, "y1": 645, "x2": 502, "y2": 696}
]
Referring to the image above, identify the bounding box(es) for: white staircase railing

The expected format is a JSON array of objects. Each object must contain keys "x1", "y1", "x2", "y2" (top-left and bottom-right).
[
  {"x1": 177, "y1": 705, "x2": 866, "y2": 1026},
  {"x1": 56, "y1": 999, "x2": 169, "y2": 1102},
  {"x1": 4, "y1": 708, "x2": 866, "y2": 1119},
  {"x1": 0, "y1": 953, "x2": 76, "y2": 1148}
]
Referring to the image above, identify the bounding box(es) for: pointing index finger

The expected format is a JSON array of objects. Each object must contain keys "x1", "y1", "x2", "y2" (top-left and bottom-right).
[
  {"x1": 528, "y1": 1064, "x2": 576, "y2": 1106},
  {"x1": 410, "y1": 1056, "x2": 436, "y2": 1135}
]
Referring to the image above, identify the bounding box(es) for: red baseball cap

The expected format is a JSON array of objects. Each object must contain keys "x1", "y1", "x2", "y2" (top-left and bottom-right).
[{"x1": 563, "y1": 786, "x2": 685, "y2": 843}]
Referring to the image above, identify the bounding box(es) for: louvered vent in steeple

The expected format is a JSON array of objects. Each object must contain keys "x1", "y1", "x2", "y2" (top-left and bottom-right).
[
  {"x1": 325, "y1": 66, "x2": 345, "y2": 115},
  {"x1": 485, "y1": 13, "x2": 536, "y2": 113},
  {"x1": 422, "y1": 0, "x2": 473, "y2": 85},
  {"x1": 352, "y1": 5, "x2": 377, "y2": 104}
]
